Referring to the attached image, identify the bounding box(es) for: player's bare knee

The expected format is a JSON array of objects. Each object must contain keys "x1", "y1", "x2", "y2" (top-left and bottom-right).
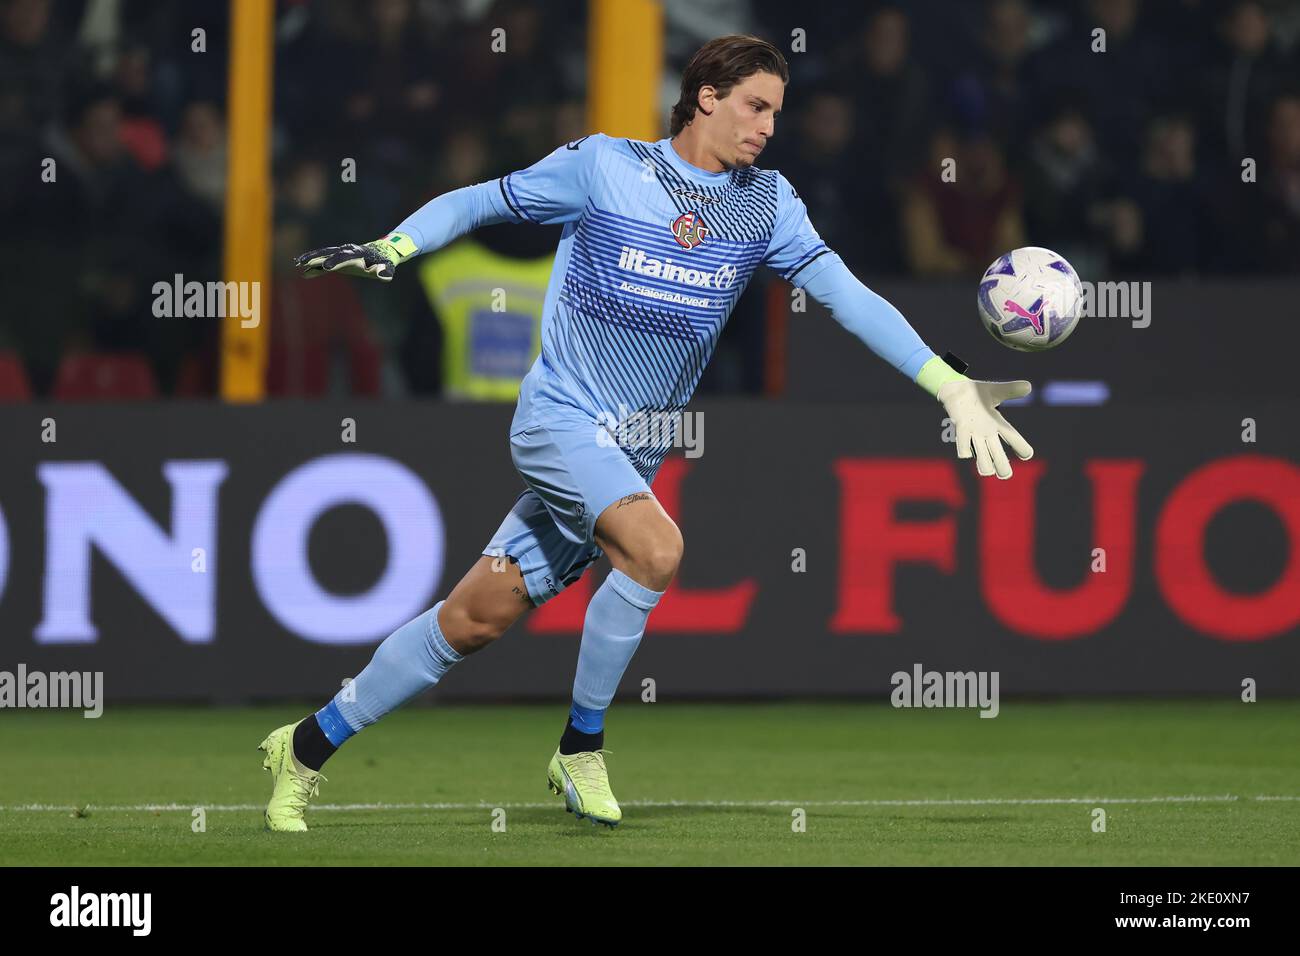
[
  {"x1": 439, "y1": 601, "x2": 510, "y2": 654},
  {"x1": 630, "y1": 529, "x2": 683, "y2": 590},
  {"x1": 458, "y1": 618, "x2": 508, "y2": 653},
  {"x1": 642, "y1": 550, "x2": 681, "y2": 590}
]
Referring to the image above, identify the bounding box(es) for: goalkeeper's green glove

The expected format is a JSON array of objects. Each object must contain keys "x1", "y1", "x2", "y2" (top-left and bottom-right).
[
  {"x1": 918, "y1": 355, "x2": 1034, "y2": 480},
  {"x1": 294, "y1": 232, "x2": 419, "y2": 281}
]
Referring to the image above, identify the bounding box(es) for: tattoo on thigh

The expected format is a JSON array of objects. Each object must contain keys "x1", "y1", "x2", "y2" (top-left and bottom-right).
[
  {"x1": 512, "y1": 585, "x2": 531, "y2": 605},
  {"x1": 616, "y1": 492, "x2": 652, "y2": 508}
]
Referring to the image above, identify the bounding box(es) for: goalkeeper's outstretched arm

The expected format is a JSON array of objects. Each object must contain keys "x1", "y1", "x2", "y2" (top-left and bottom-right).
[
  {"x1": 761, "y1": 170, "x2": 1033, "y2": 479},
  {"x1": 295, "y1": 135, "x2": 604, "y2": 281},
  {"x1": 800, "y1": 257, "x2": 1035, "y2": 480},
  {"x1": 294, "y1": 182, "x2": 511, "y2": 281},
  {"x1": 761, "y1": 168, "x2": 1034, "y2": 478}
]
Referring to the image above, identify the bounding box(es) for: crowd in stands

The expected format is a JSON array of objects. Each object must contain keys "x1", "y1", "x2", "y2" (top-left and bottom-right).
[{"x1": 1, "y1": 0, "x2": 1297, "y2": 399}]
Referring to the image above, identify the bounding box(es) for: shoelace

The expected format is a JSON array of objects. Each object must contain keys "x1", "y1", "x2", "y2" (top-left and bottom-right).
[
  {"x1": 566, "y1": 750, "x2": 613, "y2": 796},
  {"x1": 284, "y1": 765, "x2": 326, "y2": 812}
]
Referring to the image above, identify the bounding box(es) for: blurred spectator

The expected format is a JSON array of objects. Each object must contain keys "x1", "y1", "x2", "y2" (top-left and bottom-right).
[
  {"x1": 1021, "y1": 103, "x2": 1114, "y2": 276},
  {"x1": 11, "y1": 84, "x2": 150, "y2": 390},
  {"x1": 112, "y1": 41, "x2": 167, "y2": 171},
  {"x1": 268, "y1": 147, "x2": 380, "y2": 397},
  {"x1": 1217, "y1": 92, "x2": 1300, "y2": 273},
  {"x1": 1038, "y1": 0, "x2": 1174, "y2": 173},
  {"x1": 1201, "y1": 1, "x2": 1295, "y2": 163},
  {"x1": 5, "y1": 0, "x2": 1300, "y2": 401},
  {"x1": 902, "y1": 129, "x2": 1025, "y2": 275},
  {"x1": 275, "y1": 154, "x2": 333, "y2": 263},
  {"x1": 768, "y1": 88, "x2": 877, "y2": 273},
  {"x1": 173, "y1": 100, "x2": 225, "y2": 210},
  {"x1": 0, "y1": 0, "x2": 60, "y2": 115},
  {"x1": 837, "y1": 4, "x2": 930, "y2": 189},
  {"x1": 1111, "y1": 114, "x2": 1209, "y2": 275},
  {"x1": 4, "y1": 80, "x2": 220, "y2": 393},
  {"x1": 947, "y1": 0, "x2": 1041, "y2": 149},
  {"x1": 336, "y1": 0, "x2": 441, "y2": 147},
  {"x1": 0, "y1": 0, "x2": 68, "y2": 175},
  {"x1": 454, "y1": 0, "x2": 581, "y2": 168}
]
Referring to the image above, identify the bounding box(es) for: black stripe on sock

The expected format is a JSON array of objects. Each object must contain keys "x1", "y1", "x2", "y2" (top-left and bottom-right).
[
  {"x1": 559, "y1": 717, "x2": 604, "y2": 755},
  {"x1": 292, "y1": 714, "x2": 338, "y2": 771}
]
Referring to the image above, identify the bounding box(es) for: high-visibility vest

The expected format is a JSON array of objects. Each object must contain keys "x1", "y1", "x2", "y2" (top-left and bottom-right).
[{"x1": 416, "y1": 239, "x2": 553, "y2": 401}]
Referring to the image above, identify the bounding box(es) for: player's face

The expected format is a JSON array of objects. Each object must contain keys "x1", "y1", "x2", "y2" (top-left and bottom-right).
[{"x1": 704, "y1": 71, "x2": 784, "y2": 168}]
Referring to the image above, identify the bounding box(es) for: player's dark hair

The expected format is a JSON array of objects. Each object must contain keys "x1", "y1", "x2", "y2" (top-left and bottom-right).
[{"x1": 670, "y1": 35, "x2": 790, "y2": 136}]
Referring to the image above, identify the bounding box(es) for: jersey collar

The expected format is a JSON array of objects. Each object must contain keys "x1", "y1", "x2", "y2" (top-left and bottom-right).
[{"x1": 658, "y1": 137, "x2": 733, "y2": 185}]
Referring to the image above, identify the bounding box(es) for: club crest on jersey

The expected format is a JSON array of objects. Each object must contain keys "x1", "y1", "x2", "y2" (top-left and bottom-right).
[{"x1": 670, "y1": 211, "x2": 709, "y2": 249}]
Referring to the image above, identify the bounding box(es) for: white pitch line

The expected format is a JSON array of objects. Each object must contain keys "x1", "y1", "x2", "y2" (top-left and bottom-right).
[{"x1": 0, "y1": 794, "x2": 1294, "y2": 812}]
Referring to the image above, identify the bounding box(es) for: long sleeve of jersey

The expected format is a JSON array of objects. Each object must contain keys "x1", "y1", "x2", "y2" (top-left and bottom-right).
[
  {"x1": 390, "y1": 135, "x2": 601, "y2": 254},
  {"x1": 802, "y1": 256, "x2": 937, "y2": 380},
  {"x1": 389, "y1": 182, "x2": 508, "y2": 254},
  {"x1": 763, "y1": 173, "x2": 936, "y2": 382}
]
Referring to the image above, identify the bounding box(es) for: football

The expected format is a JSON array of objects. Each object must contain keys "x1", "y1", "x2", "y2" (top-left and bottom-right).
[{"x1": 977, "y1": 247, "x2": 1083, "y2": 351}]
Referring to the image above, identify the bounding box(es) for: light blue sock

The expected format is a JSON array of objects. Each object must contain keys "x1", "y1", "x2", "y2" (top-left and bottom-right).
[
  {"x1": 571, "y1": 569, "x2": 664, "y2": 731},
  {"x1": 317, "y1": 600, "x2": 463, "y2": 746}
]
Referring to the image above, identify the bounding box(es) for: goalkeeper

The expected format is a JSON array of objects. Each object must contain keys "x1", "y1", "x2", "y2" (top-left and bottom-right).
[{"x1": 258, "y1": 34, "x2": 1034, "y2": 832}]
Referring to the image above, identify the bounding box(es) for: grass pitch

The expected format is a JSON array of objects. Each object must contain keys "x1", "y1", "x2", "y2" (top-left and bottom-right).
[{"x1": 1, "y1": 700, "x2": 1297, "y2": 866}]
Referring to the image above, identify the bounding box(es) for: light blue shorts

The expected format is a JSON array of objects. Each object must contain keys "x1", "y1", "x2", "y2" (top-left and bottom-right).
[{"x1": 483, "y1": 409, "x2": 652, "y2": 606}]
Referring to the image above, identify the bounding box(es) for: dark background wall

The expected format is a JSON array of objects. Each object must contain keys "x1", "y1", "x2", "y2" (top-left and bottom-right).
[
  {"x1": 786, "y1": 279, "x2": 1300, "y2": 402},
  {"x1": 2, "y1": 372, "x2": 1296, "y2": 701}
]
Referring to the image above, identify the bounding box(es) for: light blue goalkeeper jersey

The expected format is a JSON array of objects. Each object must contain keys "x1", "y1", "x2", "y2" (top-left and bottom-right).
[{"x1": 393, "y1": 133, "x2": 937, "y2": 479}]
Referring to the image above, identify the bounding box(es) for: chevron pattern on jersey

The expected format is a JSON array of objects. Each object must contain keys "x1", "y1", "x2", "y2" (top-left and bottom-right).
[
  {"x1": 626, "y1": 139, "x2": 780, "y2": 241},
  {"x1": 541, "y1": 138, "x2": 794, "y2": 480}
]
